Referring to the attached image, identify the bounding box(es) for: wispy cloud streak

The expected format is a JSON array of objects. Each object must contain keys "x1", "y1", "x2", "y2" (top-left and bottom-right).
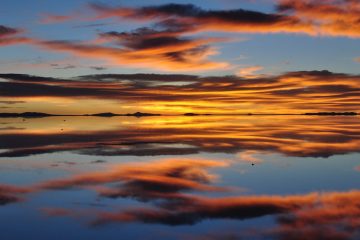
[{"x1": 1, "y1": 71, "x2": 359, "y2": 113}]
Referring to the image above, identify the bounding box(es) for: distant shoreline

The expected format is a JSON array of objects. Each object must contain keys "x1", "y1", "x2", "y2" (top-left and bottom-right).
[{"x1": 0, "y1": 112, "x2": 357, "y2": 118}]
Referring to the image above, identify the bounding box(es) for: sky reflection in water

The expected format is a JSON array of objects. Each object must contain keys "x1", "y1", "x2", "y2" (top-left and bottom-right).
[{"x1": 0, "y1": 115, "x2": 360, "y2": 240}]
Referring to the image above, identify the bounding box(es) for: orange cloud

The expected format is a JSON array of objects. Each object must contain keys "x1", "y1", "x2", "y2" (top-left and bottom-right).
[
  {"x1": 278, "y1": 0, "x2": 360, "y2": 38},
  {"x1": 236, "y1": 65, "x2": 263, "y2": 78},
  {"x1": 1, "y1": 70, "x2": 360, "y2": 114},
  {"x1": 90, "y1": 3, "x2": 315, "y2": 36},
  {"x1": 237, "y1": 150, "x2": 264, "y2": 164},
  {"x1": 272, "y1": 190, "x2": 360, "y2": 239},
  {"x1": 34, "y1": 36, "x2": 229, "y2": 71},
  {"x1": 93, "y1": 189, "x2": 360, "y2": 236},
  {"x1": 0, "y1": 184, "x2": 29, "y2": 205},
  {"x1": 0, "y1": 25, "x2": 30, "y2": 46},
  {"x1": 41, "y1": 207, "x2": 74, "y2": 217},
  {"x1": 35, "y1": 158, "x2": 229, "y2": 202},
  {"x1": 0, "y1": 37, "x2": 32, "y2": 46},
  {"x1": 0, "y1": 158, "x2": 230, "y2": 207},
  {"x1": 39, "y1": 14, "x2": 75, "y2": 24},
  {"x1": 89, "y1": 2, "x2": 360, "y2": 38}
]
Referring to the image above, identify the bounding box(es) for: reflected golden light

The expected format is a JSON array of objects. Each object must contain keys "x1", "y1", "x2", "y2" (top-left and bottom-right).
[{"x1": 1, "y1": 115, "x2": 359, "y2": 158}]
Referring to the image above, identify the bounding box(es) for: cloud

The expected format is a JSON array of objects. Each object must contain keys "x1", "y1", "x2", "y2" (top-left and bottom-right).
[
  {"x1": 270, "y1": 191, "x2": 360, "y2": 240},
  {"x1": 0, "y1": 193, "x2": 20, "y2": 205},
  {"x1": 0, "y1": 25, "x2": 20, "y2": 37},
  {"x1": 89, "y1": 2, "x2": 360, "y2": 38},
  {"x1": 93, "y1": 194, "x2": 311, "y2": 226},
  {"x1": 0, "y1": 37, "x2": 32, "y2": 46},
  {"x1": 93, "y1": 190, "x2": 360, "y2": 234},
  {"x1": 355, "y1": 57, "x2": 360, "y2": 63},
  {"x1": 1, "y1": 70, "x2": 360, "y2": 112},
  {"x1": 36, "y1": 158, "x2": 229, "y2": 203},
  {"x1": 90, "y1": 66, "x2": 106, "y2": 71},
  {"x1": 90, "y1": 3, "x2": 314, "y2": 35},
  {"x1": 2, "y1": 23, "x2": 233, "y2": 71},
  {"x1": 237, "y1": 151, "x2": 264, "y2": 164},
  {"x1": 277, "y1": 0, "x2": 360, "y2": 38},
  {"x1": 39, "y1": 14, "x2": 75, "y2": 24},
  {"x1": 33, "y1": 26, "x2": 229, "y2": 71},
  {"x1": 77, "y1": 73, "x2": 199, "y2": 82},
  {"x1": 73, "y1": 23, "x2": 112, "y2": 29},
  {"x1": 236, "y1": 65, "x2": 263, "y2": 77},
  {"x1": 0, "y1": 185, "x2": 29, "y2": 205},
  {"x1": 0, "y1": 157, "x2": 230, "y2": 211},
  {"x1": 41, "y1": 207, "x2": 74, "y2": 217},
  {"x1": 0, "y1": 25, "x2": 30, "y2": 46},
  {"x1": 51, "y1": 64, "x2": 77, "y2": 70}
]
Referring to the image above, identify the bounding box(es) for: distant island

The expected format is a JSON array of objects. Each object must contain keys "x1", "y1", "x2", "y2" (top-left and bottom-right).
[
  {"x1": 184, "y1": 113, "x2": 213, "y2": 116},
  {"x1": 0, "y1": 112, "x2": 55, "y2": 118},
  {"x1": 0, "y1": 112, "x2": 161, "y2": 118},
  {"x1": 88, "y1": 112, "x2": 161, "y2": 117},
  {"x1": 304, "y1": 112, "x2": 358, "y2": 116}
]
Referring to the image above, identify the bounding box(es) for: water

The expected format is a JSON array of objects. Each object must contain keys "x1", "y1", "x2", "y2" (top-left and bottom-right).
[{"x1": 0, "y1": 115, "x2": 359, "y2": 239}]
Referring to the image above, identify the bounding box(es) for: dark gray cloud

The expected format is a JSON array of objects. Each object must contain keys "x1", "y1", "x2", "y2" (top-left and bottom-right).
[
  {"x1": 1, "y1": 71, "x2": 360, "y2": 108},
  {"x1": 90, "y1": 1, "x2": 360, "y2": 37},
  {"x1": 0, "y1": 25, "x2": 29, "y2": 46},
  {"x1": 0, "y1": 25, "x2": 20, "y2": 37},
  {"x1": 0, "y1": 185, "x2": 28, "y2": 206},
  {"x1": 90, "y1": 3, "x2": 307, "y2": 33},
  {"x1": 89, "y1": 66, "x2": 107, "y2": 71}
]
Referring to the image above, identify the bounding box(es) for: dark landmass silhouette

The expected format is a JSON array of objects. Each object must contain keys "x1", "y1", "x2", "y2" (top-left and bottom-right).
[
  {"x1": 86, "y1": 112, "x2": 119, "y2": 117},
  {"x1": 0, "y1": 112, "x2": 162, "y2": 118},
  {"x1": 304, "y1": 112, "x2": 358, "y2": 116},
  {"x1": 89, "y1": 112, "x2": 161, "y2": 117},
  {"x1": 0, "y1": 112, "x2": 54, "y2": 118},
  {"x1": 125, "y1": 112, "x2": 161, "y2": 117},
  {"x1": 184, "y1": 113, "x2": 213, "y2": 116}
]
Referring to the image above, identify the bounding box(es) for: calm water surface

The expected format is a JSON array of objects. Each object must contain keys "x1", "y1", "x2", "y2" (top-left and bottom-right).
[{"x1": 0, "y1": 116, "x2": 359, "y2": 240}]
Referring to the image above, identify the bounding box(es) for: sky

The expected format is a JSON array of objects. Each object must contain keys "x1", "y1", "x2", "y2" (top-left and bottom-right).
[{"x1": 0, "y1": 0, "x2": 360, "y2": 114}]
